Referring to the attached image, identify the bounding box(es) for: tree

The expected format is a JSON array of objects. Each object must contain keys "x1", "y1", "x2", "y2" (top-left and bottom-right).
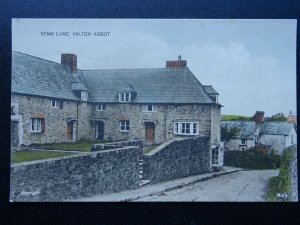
[
  {"x1": 268, "y1": 113, "x2": 286, "y2": 122},
  {"x1": 221, "y1": 126, "x2": 240, "y2": 142}
]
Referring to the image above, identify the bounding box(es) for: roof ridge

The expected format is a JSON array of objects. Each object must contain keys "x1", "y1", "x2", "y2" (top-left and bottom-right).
[
  {"x1": 78, "y1": 67, "x2": 189, "y2": 72},
  {"x1": 13, "y1": 51, "x2": 67, "y2": 68}
]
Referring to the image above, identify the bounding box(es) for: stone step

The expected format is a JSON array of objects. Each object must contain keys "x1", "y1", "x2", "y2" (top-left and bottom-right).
[{"x1": 139, "y1": 179, "x2": 151, "y2": 187}]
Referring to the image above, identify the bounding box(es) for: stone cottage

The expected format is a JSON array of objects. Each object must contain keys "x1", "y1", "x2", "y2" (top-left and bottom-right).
[
  {"x1": 11, "y1": 51, "x2": 222, "y2": 149},
  {"x1": 221, "y1": 111, "x2": 297, "y2": 154}
]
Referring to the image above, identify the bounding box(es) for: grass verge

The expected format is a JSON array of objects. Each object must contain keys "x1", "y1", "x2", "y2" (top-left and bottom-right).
[
  {"x1": 144, "y1": 144, "x2": 160, "y2": 154},
  {"x1": 30, "y1": 141, "x2": 100, "y2": 152},
  {"x1": 12, "y1": 151, "x2": 73, "y2": 163},
  {"x1": 265, "y1": 147, "x2": 293, "y2": 202}
]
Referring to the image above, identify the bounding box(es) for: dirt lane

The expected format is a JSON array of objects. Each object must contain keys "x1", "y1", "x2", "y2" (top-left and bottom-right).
[{"x1": 136, "y1": 170, "x2": 278, "y2": 202}]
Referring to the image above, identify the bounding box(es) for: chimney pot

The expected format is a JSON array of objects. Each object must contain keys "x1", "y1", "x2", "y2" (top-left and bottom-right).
[{"x1": 61, "y1": 53, "x2": 77, "y2": 74}]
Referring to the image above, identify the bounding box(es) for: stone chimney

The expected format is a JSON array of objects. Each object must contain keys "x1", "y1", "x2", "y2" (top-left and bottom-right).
[
  {"x1": 253, "y1": 111, "x2": 265, "y2": 124},
  {"x1": 166, "y1": 55, "x2": 187, "y2": 68},
  {"x1": 61, "y1": 53, "x2": 77, "y2": 74}
]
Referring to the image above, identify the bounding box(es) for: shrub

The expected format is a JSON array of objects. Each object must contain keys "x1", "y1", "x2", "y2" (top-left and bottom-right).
[
  {"x1": 224, "y1": 148, "x2": 281, "y2": 169},
  {"x1": 266, "y1": 147, "x2": 294, "y2": 201}
]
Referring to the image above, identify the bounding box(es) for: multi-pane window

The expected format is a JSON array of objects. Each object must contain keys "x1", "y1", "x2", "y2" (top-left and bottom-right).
[
  {"x1": 141, "y1": 105, "x2": 155, "y2": 112},
  {"x1": 120, "y1": 120, "x2": 129, "y2": 132},
  {"x1": 81, "y1": 91, "x2": 88, "y2": 101},
  {"x1": 51, "y1": 100, "x2": 62, "y2": 108},
  {"x1": 174, "y1": 122, "x2": 199, "y2": 135},
  {"x1": 241, "y1": 139, "x2": 246, "y2": 145},
  {"x1": 30, "y1": 118, "x2": 44, "y2": 132},
  {"x1": 97, "y1": 103, "x2": 106, "y2": 111},
  {"x1": 119, "y1": 92, "x2": 131, "y2": 102}
]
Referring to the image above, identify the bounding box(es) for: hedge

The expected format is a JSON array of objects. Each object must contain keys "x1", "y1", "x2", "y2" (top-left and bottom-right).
[{"x1": 224, "y1": 148, "x2": 281, "y2": 169}]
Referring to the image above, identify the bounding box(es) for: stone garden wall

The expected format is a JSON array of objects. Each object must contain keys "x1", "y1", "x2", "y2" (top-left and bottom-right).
[
  {"x1": 10, "y1": 145, "x2": 143, "y2": 201},
  {"x1": 143, "y1": 136, "x2": 211, "y2": 183},
  {"x1": 289, "y1": 144, "x2": 298, "y2": 201}
]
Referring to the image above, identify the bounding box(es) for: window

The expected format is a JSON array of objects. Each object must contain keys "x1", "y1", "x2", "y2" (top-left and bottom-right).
[
  {"x1": 120, "y1": 120, "x2": 129, "y2": 132},
  {"x1": 51, "y1": 100, "x2": 62, "y2": 108},
  {"x1": 241, "y1": 139, "x2": 246, "y2": 145},
  {"x1": 174, "y1": 122, "x2": 199, "y2": 135},
  {"x1": 30, "y1": 118, "x2": 45, "y2": 132},
  {"x1": 97, "y1": 103, "x2": 106, "y2": 111},
  {"x1": 119, "y1": 92, "x2": 131, "y2": 102},
  {"x1": 212, "y1": 147, "x2": 219, "y2": 165},
  {"x1": 291, "y1": 135, "x2": 294, "y2": 144},
  {"x1": 141, "y1": 105, "x2": 155, "y2": 112},
  {"x1": 81, "y1": 91, "x2": 88, "y2": 101}
]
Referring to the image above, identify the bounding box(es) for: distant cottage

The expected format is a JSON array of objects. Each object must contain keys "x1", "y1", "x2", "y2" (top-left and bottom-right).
[
  {"x1": 11, "y1": 52, "x2": 222, "y2": 153},
  {"x1": 221, "y1": 111, "x2": 297, "y2": 154}
]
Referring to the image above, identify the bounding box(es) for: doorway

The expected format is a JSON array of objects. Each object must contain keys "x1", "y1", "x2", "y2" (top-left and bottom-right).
[
  {"x1": 145, "y1": 122, "x2": 155, "y2": 143},
  {"x1": 11, "y1": 121, "x2": 19, "y2": 147},
  {"x1": 96, "y1": 121, "x2": 104, "y2": 140},
  {"x1": 67, "y1": 122, "x2": 74, "y2": 141}
]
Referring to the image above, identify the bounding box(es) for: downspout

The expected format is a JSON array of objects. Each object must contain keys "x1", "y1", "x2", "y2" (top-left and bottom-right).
[{"x1": 164, "y1": 103, "x2": 167, "y2": 142}]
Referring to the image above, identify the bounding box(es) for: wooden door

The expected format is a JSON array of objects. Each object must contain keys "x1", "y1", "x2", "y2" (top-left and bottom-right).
[
  {"x1": 145, "y1": 122, "x2": 155, "y2": 142},
  {"x1": 96, "y1": 121, "x2": 104, "y2": 140},
  {"x1": 67, "y1": 122, "x2": 73, "y2": 141}
]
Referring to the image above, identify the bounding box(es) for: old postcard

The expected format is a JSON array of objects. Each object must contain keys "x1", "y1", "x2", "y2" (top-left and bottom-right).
[{"x1": 10, "y1": 19, "x2": 297, "y2": 202}]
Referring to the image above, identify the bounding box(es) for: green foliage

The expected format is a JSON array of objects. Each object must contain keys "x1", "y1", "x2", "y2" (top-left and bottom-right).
[
  {"x1": 222, "y1": 115, "x2": 252, "y2": 121},
  {"x1": 224, "y1": 148, "x2": 281, "y2": 169},
  {"x1": 265, "y1": 112, "x2": 287, "y2": 122},
  {"x1": 11, "y1": 151, "x2": 73, "y2": 163},
  {"x1": 266, "y1": 147, "x2": 293, "y2": 201},
  {"x1": 144, "y1": 144, "x2": 160, "y2": 154},
  {"x1": 221, "y1": 126, "x2": 241, "y2": 142}
]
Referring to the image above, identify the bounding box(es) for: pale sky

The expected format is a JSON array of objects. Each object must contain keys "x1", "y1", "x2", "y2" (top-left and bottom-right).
[{"x1": 12, "y1": 19, "x2": 297, "y2": 117}]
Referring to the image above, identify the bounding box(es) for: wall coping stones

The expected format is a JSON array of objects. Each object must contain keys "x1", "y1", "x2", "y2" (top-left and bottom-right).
[
  {"x1": 91, "y1": 139, "x2": 143, "y2": 151},
  {"x1": 144, "y1": 137, "x2": 198, "y2": 156},
  {"x1": 11, "y1": 146, "x2": 140, "y2": 167}
]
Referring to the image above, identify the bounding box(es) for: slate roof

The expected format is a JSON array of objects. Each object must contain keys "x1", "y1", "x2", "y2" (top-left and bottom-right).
[
  {"x1": 221, "y1": 121, "x2": 294, "y2": 139},
  {"x1": 221, "y1": 121, "x2": 256, "y2": 139},
  {"x1": 12, "y1": 51, "x2": 217, "y2": 104},
  {"x1": 203, "y1": 85, "x2": 219, "y2": 95},
  {"x1": 12, "y1": 51, "x2": 84, "y2": 100},
  {"x1": 78, "y1": 68, "x2": 215, "y2": 104},
  {"x1": 260, "y1": 122, "x2": 294, "y2": 136}
]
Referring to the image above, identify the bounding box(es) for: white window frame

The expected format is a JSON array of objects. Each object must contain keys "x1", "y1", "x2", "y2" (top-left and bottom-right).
[
  {"x1": 119, "y1": 120, "x2": 130, "y2": 132},
  {"x1": 51, "y1": 100, "x2": 60, "y2": 108},
  {"x1": 241, "y1": 139, "x2": 246, "y2": 145},
  {"x1": 141, "y1": 105, "x2": 155, "y2": 112},
  {"x1": 119, "y1": 92, "x2": 131, "y2": 102},
  {"x1": 30, "y1": 118, "x2": 43, "y2": 133},
  {"x1": 97, "y1": 103, "x2": 106, "y2": 111},
  {"x1": 81, "y1": 91, "x2": 88, "y2": 101},
  {"x1": 174, "y1": 122, "x2": 199, "y2": 135}
]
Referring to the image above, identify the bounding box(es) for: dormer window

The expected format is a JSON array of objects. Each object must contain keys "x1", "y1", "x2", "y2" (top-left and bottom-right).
[
  {"x1": 119, "y1": 92, "x2": 131, "y2": 102},
  {"x1": 81, "y1": 91, "x2": 88, "y2": 101}
]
